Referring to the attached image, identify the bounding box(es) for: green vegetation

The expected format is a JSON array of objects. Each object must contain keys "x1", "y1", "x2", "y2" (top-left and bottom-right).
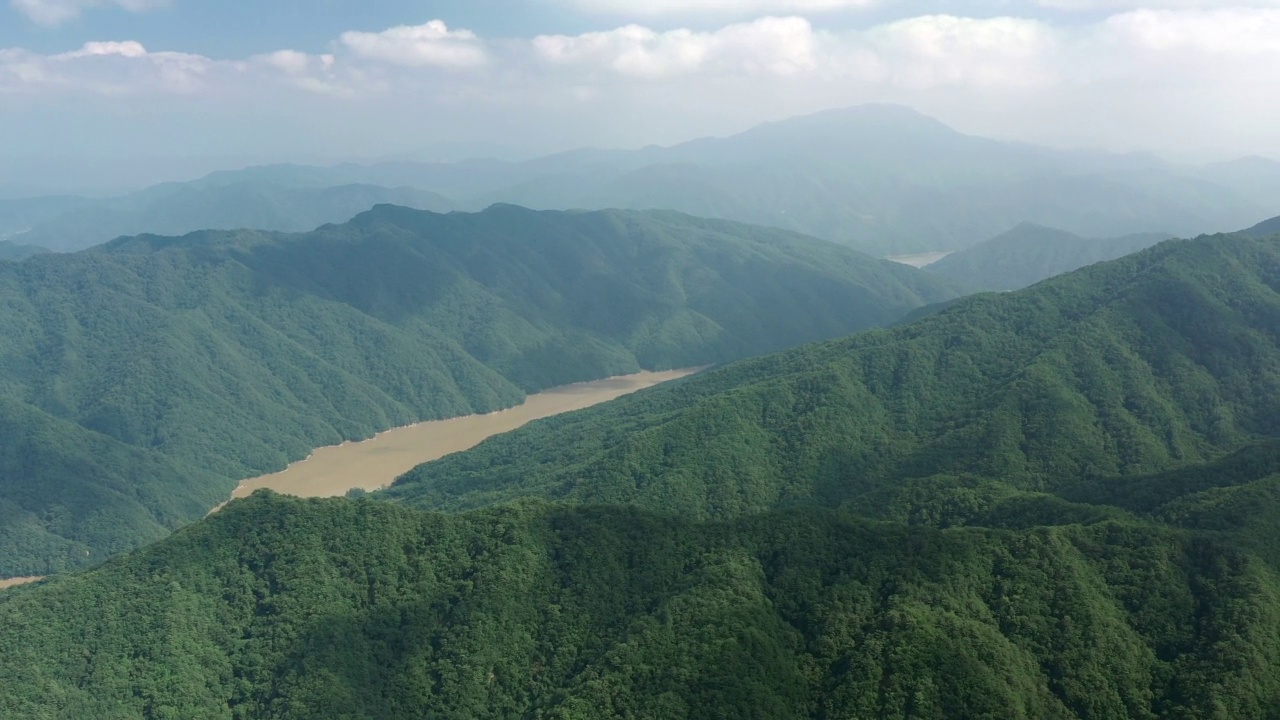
[
  {"x1": 6, "y1": 459, "x2": 1280, "y2": 718},
  {"x1": 0, "y1": 204, "x2": 957, "y2": 576},
  {"x1": 8, "y1": 183, "x2": 456, "y2": 252},
  {"x1": 1, "y1": 232, "x2": 1279, "y2": 717},
  {"x1": 0, "y1": 240, "x2": 49, "y2": 261},
  {"x1": 1242, "y1": 213, "x2": 1280, "y2": 238},
  {"x1": 388, "y1": 232, "x2": 1280, "y2": 518},
  {"x1": 926, "y1": 222, "x2": 1171, "y2": 291}
]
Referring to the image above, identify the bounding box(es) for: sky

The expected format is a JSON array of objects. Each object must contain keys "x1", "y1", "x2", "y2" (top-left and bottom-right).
[{"x1": 1, "y1": 0, "x2": 1279, "y2": 192}]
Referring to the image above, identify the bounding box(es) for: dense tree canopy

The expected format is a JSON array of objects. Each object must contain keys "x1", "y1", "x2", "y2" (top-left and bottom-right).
[
  {"x1": 389, "y1": 233, "x2": 1280, "y2": 519},
  {"x1": 0, "y1": 204, "x2": 956, "y2": 576},
  {"x1": 3, "y1": 231, "x2": 1278, "y2": 718}
]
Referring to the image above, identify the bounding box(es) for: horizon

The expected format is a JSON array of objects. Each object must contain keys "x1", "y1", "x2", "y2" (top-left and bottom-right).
[
  {"x1": 4, "y1": 1, "x2": 1280, "y2": 194},
  {"x1": 2, "y1": 102, "x2": 1276, "y2": 199}
]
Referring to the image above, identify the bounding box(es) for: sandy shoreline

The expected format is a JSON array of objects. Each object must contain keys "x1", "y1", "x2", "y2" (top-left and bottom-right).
[{"x1": 223, "y1": 367, "x2": 701, "y2": 504}]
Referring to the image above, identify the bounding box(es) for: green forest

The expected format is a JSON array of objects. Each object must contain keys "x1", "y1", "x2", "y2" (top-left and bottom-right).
[
  {"x1": 0, "y1": 240, "x2": 48, "y2": 261},
  {"x1": 926, "y1": 222, "x2": 1172, "y2": 291},
  {"x1": 0, "y1": 231, "x2": 1278, "y2": 717},
  {"x1": 0, "y1": 204, "x2": 958, "y2": 576},
  {"x1": 388, "y1": 232, "x2": 1280, "y2": 518}
]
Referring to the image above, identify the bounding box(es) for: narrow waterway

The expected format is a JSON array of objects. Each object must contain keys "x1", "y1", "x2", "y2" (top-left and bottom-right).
[
  {"x1": 227, "y1": 368, "x2": 700, "y2": 502},
  {"x1": 0, "y1": 576, "x2": 42, "y2": 590}
]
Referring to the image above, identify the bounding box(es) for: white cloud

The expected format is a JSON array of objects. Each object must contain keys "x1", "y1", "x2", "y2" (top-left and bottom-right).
[
  {"x1": 558, "y1": 0, "x2": 875, "y2": 16},
  {"x1": 3, "y1": 9, "x2": 1280, "y2": 160},
  {"x1": 1037, "y1": 0, "x2": 1280, "y2": 10},
  {"x1": 1099, "y1": 7, "x2": 1280, "y2": 55},
  {"x1": 10, "y1": 0, "x2": 164, "y2": 26},
  {"x1": 60, "y1": 40, "x2": 149, "y2": 59},
  {"x1": 864, "y1": 15, "x2": 1057, "y2": 88},
  {"x1": 1, "y1": 40, "x2": 212, "y2": 94},
  {"x1": 339, "y1": 20, "x2": 488, "y2": 68},
  {"x1": 533, "y1": 16, "x2": 820, "y2": 78}
]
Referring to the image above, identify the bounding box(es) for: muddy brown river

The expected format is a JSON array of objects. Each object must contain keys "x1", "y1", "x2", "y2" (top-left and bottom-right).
[
  {"x1": 228, "y1": 368, "x2": 699, "y2": 502},
  {"x1": 0, "y1": 576, "x2": 42, "y2": 590},
  {"x1": 0, "y1": 369, "x2": 699, "y2": 588}
]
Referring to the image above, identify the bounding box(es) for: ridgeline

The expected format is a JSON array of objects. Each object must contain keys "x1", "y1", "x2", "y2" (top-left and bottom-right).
[{"x1": 0, "y1": 204, "x2": 958, "y2": 576}]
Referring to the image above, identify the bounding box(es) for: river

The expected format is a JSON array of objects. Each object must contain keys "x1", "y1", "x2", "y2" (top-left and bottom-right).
[
  {"x1": 0, "y1": 576, "x2": 42, "y2": 590},
  {"x1": 227, "y1": 367, "x2": 700, "y2": 502}
]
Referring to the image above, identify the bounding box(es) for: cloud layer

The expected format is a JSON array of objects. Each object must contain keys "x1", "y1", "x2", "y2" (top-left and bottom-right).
[
  {"x1": 10, "y1": 0, "x2": 162, "y2": 25},
  {"x1": 2, "y1": 8, "x2": 1278, "y2": 162}
]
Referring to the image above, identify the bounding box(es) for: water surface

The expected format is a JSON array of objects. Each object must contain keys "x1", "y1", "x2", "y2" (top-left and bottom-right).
[{"x1": 229, "y1": 368, "x2": 700, "y2": 501}]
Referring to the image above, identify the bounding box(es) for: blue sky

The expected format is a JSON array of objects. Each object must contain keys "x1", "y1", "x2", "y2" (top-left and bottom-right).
[
  {"x1": 2, "y1": 1, "x2": 1279, "y2": 193},
  {"x1": 1, "y1": 1, "x2": 595, "y2": 56}
]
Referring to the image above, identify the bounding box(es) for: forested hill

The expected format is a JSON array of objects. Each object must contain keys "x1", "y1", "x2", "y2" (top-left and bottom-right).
[
  {"x1": 0, "y1": 240, "x2": 48, "y2": 261},
  {"x1": 388, "y1": 232, "x2": 1280, "y2": 517},
  {"x1": 3, "y1": 233, "x2": 1280, "y2": 717},
  {"x1": 5, "y1": 442, "x2": 1280, "y2": 717},
  {"x1": 926, "y1": 222, "x2": 1172, "y2": 291},
  {"x1": 1242, "y1": 213, "x2": 1280, "y2": 238},
  {"x1": 0, "y1": 204, "x2": 960, "y2": 576}
]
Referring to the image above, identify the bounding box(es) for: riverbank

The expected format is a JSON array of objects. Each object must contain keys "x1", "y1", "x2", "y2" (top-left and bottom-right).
[{"x1": 224, "y1": 367, "x2": 701, "y2": 503}]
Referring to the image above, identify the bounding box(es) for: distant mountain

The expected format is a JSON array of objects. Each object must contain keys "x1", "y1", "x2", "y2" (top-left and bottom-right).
[
  {"x1": 0, "y1": 240, "x2": 49, "y2": 261},
  {"x1": 0, "y1": 204, "x2": 960, "y2": 576},
  {"x1": 4, "y1": 232, "x2": 1280, "y2": 718},
  {"x1": 7, "y1": 183, "x2": 456, "y2": 252},
  {"x1": 7, "y1": 106, "x2": 1273, "y2": 256},
  {"x1": 926, "y1": 222, "x2": 1172, "y2": 291},
  {"x1": 1196, "y1": 155, "x2": 1280, "y2": 209},
  {"x1": 0, "y1": 195, "x2": 89, "y2": 238},
  {"x1": 1241, "y1": 213, "x2": 1280, "y2": 238}
]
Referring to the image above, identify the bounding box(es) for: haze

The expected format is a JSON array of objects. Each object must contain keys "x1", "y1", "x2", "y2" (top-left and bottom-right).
[{"x1": 3, "y1": 0, "x2": 1279, "y2": 194}]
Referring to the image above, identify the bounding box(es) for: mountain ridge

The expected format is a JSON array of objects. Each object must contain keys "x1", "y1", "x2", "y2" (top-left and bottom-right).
[
  {"x1": 0, "y1": 203, "x2": 959, "y2": 576},
  {"x1": 926, "y1": 222, "x2": 1174, "y2": 290},
  {"x1": 5, "y1": 105, "x2": 1274, "y2": 256}
]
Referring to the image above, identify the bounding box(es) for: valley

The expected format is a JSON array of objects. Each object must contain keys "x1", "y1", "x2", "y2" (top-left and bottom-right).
[
  {"x1": 227, "y1": 368, "x2": 699, "y2": 502},
  {"x1": 1, "y1": 30, "x2": 1278, "y2": 713}
]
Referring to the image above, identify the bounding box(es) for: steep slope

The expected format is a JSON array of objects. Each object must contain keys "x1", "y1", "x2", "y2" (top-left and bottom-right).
[
  {"x1": 388, "y1": 233, "x2": 1280, "y2": 518},
  {"x1": 0, "y1": 240, "x2": 48, "y2": 261},
  {"x1": 1242, "y1": 214, "x2": 1280, "y2": 238},
  {"x1": 926, "y1": 222, "x2": 1172, "y2": 291},
  {"x1": 4, "y1": 234, "x2": 1280, "y2": 718},
  {"x1": 10, "y1": 183, "x2": 456, "y2": 252},
  {"x1": 0, "y1": 204, "x2": 959, "y2": 575},
  {"x1": 5, "y1": 463, "x2": 1280, "y2": 718}
]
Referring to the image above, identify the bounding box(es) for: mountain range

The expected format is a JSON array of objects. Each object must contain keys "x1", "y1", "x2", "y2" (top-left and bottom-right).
[
  {"x1": 2, "y1": 230, "x2": 1279, "y2": 717},
  {"x1": 0, "y1": 240, "x2": 48, "y2": 261},
  {"x1": 0, "y1": 204, "x2": 958, "y2": 577},
  {"x1": 4, "y1": 105, "x2": 1275, "y2": 257},
  {"x1": 926, "y1": 222, "x2": 1173, "y2": 291}
]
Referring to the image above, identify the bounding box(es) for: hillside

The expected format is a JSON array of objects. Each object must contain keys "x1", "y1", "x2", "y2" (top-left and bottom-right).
[
  {"x1": 4, "y1": 446, "x2": 1280, "y2": 717},
  {"x1": 2, "y1": 233, "x2": 1279, "y2": 717},
  {"x1": 926, "y1": 222, "x2": 1172, "y2": 291},
  {"x1": 5, "y1": 183, "x2": 456, "y2": 252},
  {"x1": 387, "y1": 232, "x2": 1280, "y2": 519},
  {"x1": 0, "y1": 240, "x2": 48, "y2": 261},
  {"x1": 0, "y1": 204, "x2": 958, "y2": 576},
  {"x1": 7, "y1": 106, "x2": 1271, "y2": 256},
  {"x1": 1242, "y1": 214, "x2": 1280, "y2": 238}
]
